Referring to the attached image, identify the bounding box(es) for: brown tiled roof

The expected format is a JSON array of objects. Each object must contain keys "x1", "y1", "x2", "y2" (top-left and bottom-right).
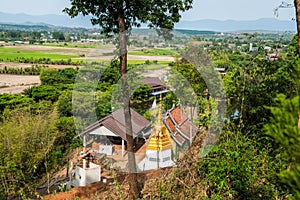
[
  {"x1": 177, "y1": 120, "x2": 199, "y2": 140},
  {"x1": 163, "y1": 106, "x2": 199, "y2": 146},
  {"x1": 169, "y1": 106, "x2": 188, "y2": 125},
  {"x1": 141, "y1": 77, "x2": 168, "y2": 90},
  {"x1": 165, "y1": 118, "x2": 176, "y2": 133},
  {"x1": 163, "y1": 118, "x2": 185, "y2": 146},
  {"x1": 78, "y1": 108, "x2": 151, "y2": 141}
]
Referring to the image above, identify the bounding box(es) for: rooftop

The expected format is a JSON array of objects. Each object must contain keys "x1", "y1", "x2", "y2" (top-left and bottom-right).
[
  {"x1": 78, "y1": 108, "x2": 152, "y2": 141},
  {"x1": 164, "y1": 106, "x2": 199, "y2": 146}
]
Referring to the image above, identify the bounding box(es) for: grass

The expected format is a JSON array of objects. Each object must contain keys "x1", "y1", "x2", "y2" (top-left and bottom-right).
[
  {"x1": 127, "y1": 60, "x2": 171, "y2": 65},
  {"x1": 42, "y1": 42, "x2": 114, "y2": 49},
  {"x1": 128, "y1": 48, "x2": 177, "y2": 56},
  {"x1": 144, "y1": 64, "x2": 169, "y2": 70},
  {"x1": 84, "y1": 59, "x2": 171, "y2": 66},
  {"x1": 0, "y1": 47, "x2": 79, "y2": 60}
]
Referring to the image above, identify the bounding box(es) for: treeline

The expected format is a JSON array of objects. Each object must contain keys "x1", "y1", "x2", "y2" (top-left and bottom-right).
[
  {"x1": 0, "y1": 57, "x2": 82, "y2": 66},
  {"x1": 0, "y1": 30, "x2": 66, "y2": 42},
  {"x1": 0, "y1": 65, "x2": 48, "y2": 75}
]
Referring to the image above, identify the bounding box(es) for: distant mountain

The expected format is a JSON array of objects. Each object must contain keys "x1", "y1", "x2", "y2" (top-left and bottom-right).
[
  {"x1": 175, "y1": 18, "x2": 297, "y2": 32},
  {"x1": 0, "y1": 12, "x2": 93, "y2": 28},
  {"x1": 0, "y1": 12, "x2": 297, "y2": 32}
]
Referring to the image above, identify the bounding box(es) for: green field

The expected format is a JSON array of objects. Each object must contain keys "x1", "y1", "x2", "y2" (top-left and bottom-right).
[
  {"x1": 0, "y1": 47, "x2": 81, "y2": 61},
  {"x1": 144, "y1": 64, "x2": 169, "y2": 70},
  {"x1": 42, "y1": 43, "x2": 114, "y2": 49},
  {"x1": 128, "y1": 48, "x2": 177, "y2": 56},
  {"x1": 127, "y1": 60, "x2": 171, "y2": 65},
  {"x1": 84, "y1": 59, "x2": 171, "y2": 66}
]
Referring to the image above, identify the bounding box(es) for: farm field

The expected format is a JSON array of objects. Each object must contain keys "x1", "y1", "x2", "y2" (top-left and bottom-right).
[
  {"x1": 128, "y1": 48, "x2": 177, "y2": 56},
  {"x1": 0, "y1": 74, "x2": 40, "y2": 94},
  {"x1": 0, "y1": 44, "x2": 174, "y2": 61},
  {"x1": 0, "y1": 44, "x2": 174, "y2": 94}
]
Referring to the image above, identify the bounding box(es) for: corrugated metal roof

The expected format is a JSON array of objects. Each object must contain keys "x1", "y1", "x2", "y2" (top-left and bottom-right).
[
  {"x1": 78, "y1": 108, "x2": 151, "y2": 141},
  {"x1": 140, "y1": 77, "x2": 169, "y2": 89}
]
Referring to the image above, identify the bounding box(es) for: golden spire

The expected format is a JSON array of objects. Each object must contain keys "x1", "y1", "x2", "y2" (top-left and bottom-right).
[{"x1": 147, "y1": 94, "x2": 172, "y2": 151}]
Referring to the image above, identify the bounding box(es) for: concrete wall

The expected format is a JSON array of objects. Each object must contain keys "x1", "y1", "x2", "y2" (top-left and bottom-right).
[
  {"x1": 99, "y1": 145, "x2": 114, "y2": 155},
  {"x1": 75, "y1": 162, "x2": 101, "y2": 187},
  {"x1": 138, "y1": 149, "x2": 175, "y2": 171}
]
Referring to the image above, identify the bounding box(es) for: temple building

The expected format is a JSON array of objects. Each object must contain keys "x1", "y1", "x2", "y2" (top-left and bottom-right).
[
  {"x1": 163, "y1": 105, "x2": 200, "y2": 158},
  {"x1": 137, "y1": 99, "x2": 175, "y2": 171}
]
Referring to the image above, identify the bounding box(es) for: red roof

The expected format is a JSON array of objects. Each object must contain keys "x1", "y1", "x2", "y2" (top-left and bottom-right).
[
  {"x1": 164, "y1": 106, "x2": 199, "y2": 146},
  {"x1": 169, "y1": 106, "x2": 188, "y2": 125}
]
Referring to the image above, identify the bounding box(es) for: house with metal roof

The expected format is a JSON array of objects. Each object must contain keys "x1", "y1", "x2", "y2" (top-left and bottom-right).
[
  {"x1": 141, "y1": 77, "x2": 169, "y2": 96},
  {"x1": 77, "y1": 108, "x2": 152, "y2": 157}
]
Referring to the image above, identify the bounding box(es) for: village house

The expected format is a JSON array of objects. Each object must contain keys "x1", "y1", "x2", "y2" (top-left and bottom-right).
[
  {"x1": 77, "y1": 107, "x2": 152, "y2": 158},
  {"x1": 141, "y1": 77, "x2": 169, "y2": 98}
]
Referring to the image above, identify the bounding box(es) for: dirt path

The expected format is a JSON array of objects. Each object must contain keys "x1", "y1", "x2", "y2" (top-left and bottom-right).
[{"x1": 43, "y1": 168, "x2": 171, "y2": 200}]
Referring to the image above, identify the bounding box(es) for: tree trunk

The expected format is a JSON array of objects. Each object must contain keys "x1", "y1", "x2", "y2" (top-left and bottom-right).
[
  {"x1": 118, "y1": 11, "x2": 139, "y2": 199},
  {"x1": 294, "y1": 0, "x2": 300, "y2": 56}
]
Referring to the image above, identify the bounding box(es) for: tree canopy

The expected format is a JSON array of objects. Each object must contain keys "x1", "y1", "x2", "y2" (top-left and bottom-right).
[{"x1": 64, "y1": 0, "x2": 193, "y2": 35}]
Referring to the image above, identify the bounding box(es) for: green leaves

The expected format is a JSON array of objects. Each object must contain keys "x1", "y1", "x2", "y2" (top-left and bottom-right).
[
  {"x1": 0, "y1": 110, "x2": 58, "y2": 198},
  {"x1": 224, "y1": 53, "x2": 298, "y2": 134},
  {"x1": 198, "y1": 130, "x2": 288, "y2": 199},
  {"x1": 64, "y1": 0, "x2": 193, "y2": 36},
  {"x1": 264, "y1": 94, "x2": 300, "y2": 198}
]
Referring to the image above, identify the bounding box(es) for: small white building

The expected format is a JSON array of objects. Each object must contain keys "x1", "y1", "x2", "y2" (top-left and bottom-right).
[{"x1": 75, "y1": 159, "x2": 101, "y2": 187}]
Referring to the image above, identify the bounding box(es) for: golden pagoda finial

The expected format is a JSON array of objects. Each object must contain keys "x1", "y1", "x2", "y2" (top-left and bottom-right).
[
  {"x1": 147, "y1": 93, "x2": 172, "y2": 151},
  {"x1": 156, "y1": 93, "x2": 163, "y2": 132}
]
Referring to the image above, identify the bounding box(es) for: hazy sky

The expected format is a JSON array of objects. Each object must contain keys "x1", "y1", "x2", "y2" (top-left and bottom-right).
[{"x1": 0, "y1": 0, "x2": 296, "y2": 21}]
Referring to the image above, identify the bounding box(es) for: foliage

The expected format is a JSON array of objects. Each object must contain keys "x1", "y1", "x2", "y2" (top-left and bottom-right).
[
  {"x1": 64, "y1": 0, "x2": 193, "y2": 36},
  {"x1": 223, "y1": 55, "x2": 298, "y2": 134},
  {"x1": 40, "y1": 68, "x2": 78, "y2": 85},
  {"x1": 0, "y1": 109, "x2": 58, "y2": 198},
  {"x1": 131, "y1": 84, "x2": 154, "y2": 115},
  {"x1": 50, "y1": 116, "x2": 79, "y2": 166},
  {"x1": 168, "y1": 60, "x2": 206, "y2": 99},
  {"x1": 31, "y1": 85, "x2": 60, "y2": 102},
  {"x1": 57, "y1": 90, "x2": 73, "y2": 117},
  {"x1": 97, "y1": 59, "x2": 121, "y2": 91},
  {"x1": 288, "y1": 34, "x2": 299, "y2": 57},
  {"x1": 95, "y1": 90, "x2": 113, "y2": 119},
  {"x1": 196, "y1": 128, "x2": 289, "y2": 199},
  {"x1": 0, "y1": 65, "x2": 47, "y2": 75},
  {"x1": 0, "y1": 94, "x2": 34, "y2": 116},
  {"x1": 265, "y1": 94, "x2": 300, "y2": 198}
]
